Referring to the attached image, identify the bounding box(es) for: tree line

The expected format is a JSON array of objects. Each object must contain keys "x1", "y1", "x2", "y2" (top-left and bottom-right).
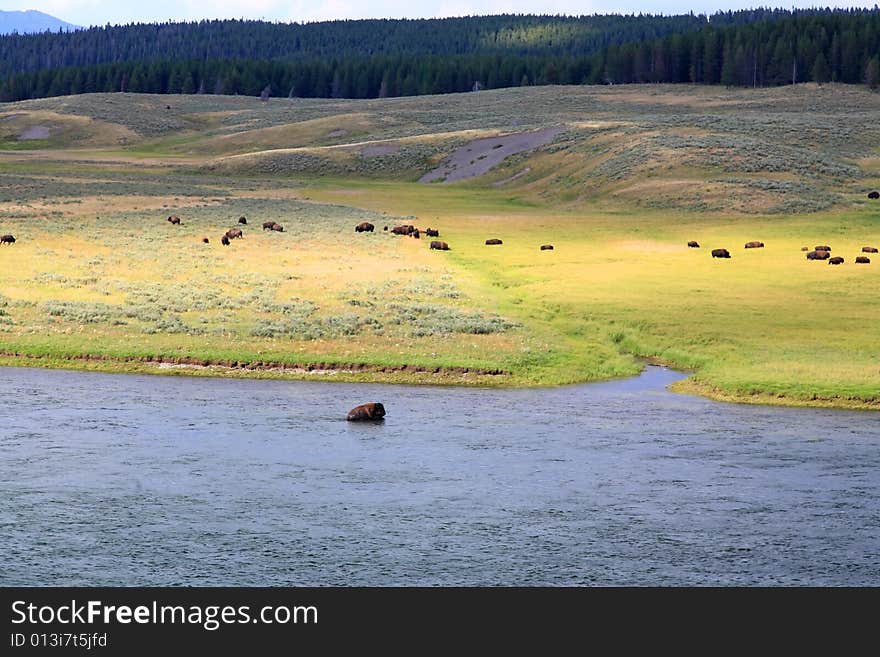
[{"x1": 0, "y1": 9, "x2": 878, "y2": 102}]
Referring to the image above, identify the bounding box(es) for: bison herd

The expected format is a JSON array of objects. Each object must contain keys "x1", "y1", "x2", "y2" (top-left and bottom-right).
[{"x1": 693, "y1": 238, "x2": 875, "y2": 265}]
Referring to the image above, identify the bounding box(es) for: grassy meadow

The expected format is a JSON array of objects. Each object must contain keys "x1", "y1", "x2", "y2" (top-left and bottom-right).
[{"x1": 0, "y1": 85, "x2": 878, "y2": 407}]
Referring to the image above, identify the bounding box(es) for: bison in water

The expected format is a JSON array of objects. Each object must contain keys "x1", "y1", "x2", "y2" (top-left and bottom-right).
[
  {"x1": 425, "y1": 228, "x2": 439, "y2": 237},
  {"x1": 862, "y1": 246, "x2": 878, "y2": 253},
  {"x1": 238, "y1": 216, "x2": 247, "y2": 225},
  {"x1": 485, "y1": 238, "x2": 503, "y2": 245},
  {"x1": 221, "y1": 235, "x2": 230, "y2": 246},
  {"x1": 225, "y1": 228, "x2": 243, "y2": 240},
  {"x1": 167, "y1": 215, "x2": 181, "y2": 225},
  {"x1": 346, "y1": 402, "x2": 386, "y2": 422},
  {"x1": 711, "y1": 248, "x2": 731, "y2": 258},
  {"x1": 430, "y1": 241, "x2": 450, "y2": 251},
  {"x1": 815, "y1": 245, "x2": 831, "y2": 252},
  {"x1": 0, "y1": 234, "x2": 15, "y2": 245},
  {"x1": 855, "y1": 256, "x2": 871, "y2": 264},
  {"x1": 868, "y1": 191, "x2": 879, "y2": 199},
  {"x1": 807, "y1": 250, "x2": 830, "y2": 260},
  {"x1": 687, "y1": 241, "x2": 700, "y2": 248},
  {"x1": 540, "y1": 244, "x2": 554, "y2": 251},
  {"x1": 355, "y1": 222, "x2": 375, "y2": 233},
  {"x1": 744, "y1": 241, "x2": 764, "y2": 249},
  {"x1": 828, "y1": 256, "x2": 844, "y2": 265}
]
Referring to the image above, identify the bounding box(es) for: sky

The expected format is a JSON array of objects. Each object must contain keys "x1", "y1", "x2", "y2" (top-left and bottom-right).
[{"x1": 4, "y1": 1, "x2": 878, "y2": 27}]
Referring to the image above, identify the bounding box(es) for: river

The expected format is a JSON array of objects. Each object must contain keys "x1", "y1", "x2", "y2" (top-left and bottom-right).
[{"x1": 1, "y1": 365, "x2": 877, "y2": 585}]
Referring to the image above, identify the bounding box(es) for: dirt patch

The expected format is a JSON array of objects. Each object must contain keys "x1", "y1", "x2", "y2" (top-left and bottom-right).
[
  {"x1": 18, "y1": 126, "x2": 51, "y2": 140},
  {"x1": 419, "y1": 127, "x2": 563, "y2": 183}
]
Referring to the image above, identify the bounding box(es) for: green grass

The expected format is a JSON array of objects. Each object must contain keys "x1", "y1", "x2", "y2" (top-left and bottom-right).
[{"x1": 1, "y1": 86, "x2": 879, "y2": 407}]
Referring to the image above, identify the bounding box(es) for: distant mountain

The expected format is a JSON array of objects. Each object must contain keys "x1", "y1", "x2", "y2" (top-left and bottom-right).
[{"x1": 0, "y1": 9, "x2": 80, "y2": 35}]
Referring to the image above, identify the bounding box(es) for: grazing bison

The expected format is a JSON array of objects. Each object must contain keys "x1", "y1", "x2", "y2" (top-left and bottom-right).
[
  {"x1": 391, "y1": 225, "x2": 414, "y2": 235},
  {"x1": 430, "y1": 241, "x2": 450, "y2": 251},
  {"x1": 687, "y1": 241, "x2": 700, "y2": 248},
  {"x1": 202, "y1": 237, "x2": 210, "y2": 244},
  {"x1": 485, "y1": 238, "x2": 503, "y2": 245},
  {"x1": 221, "y1": 235, "x2": 230, "y2": 246},
  {"x1": 0, "y1": 234, "x2": 15, "y2": 245},
  {"x1": 225, "y1": 228, "x2": 243, "y2": 239},
  {"x1": 828, "y1": 256, "x2": 844, "y2": 265},
  {"x1": 412, "y1": 229, "x2": 420, "y2": 239},
  {"x1": 862, "y1": 246, "x2": 878, "y2": 253},
  {"x1": 355, "y1": 222, "x2": 375, "y2": 233},
  {"x1": 167, "y1": 215, "x2": 181, "y2": 225},
  {"x1": 238, "y1": 216, "x2": 247, "y2": 225},
  {"x1": 262, "y1": 221, "x2": 277, "y2": 230},
  {"x1": 744, "y1": 241, "x2": 764, "y2": 248},
  {"x1": 346, "y1": 402, "x2": 386, "y2": 422},
  {"x1": 540, "y1": 244, "x2": 554, "y2": 251},
  {"x1": 711, "y1": 248, "x2": 731, "y2": 258},
  {"x1": 815, "y1": 245, "x2": 831, "y2": 252},
  {"x1": 855, "y1": 256, "x2": 871, "y2": 264},
  {"x1": 801, "y1": 246, "x2": 810, "y2": 251},
  {"x1": 383, "y1": 226, "x2": 388, "y2": 231},
  {"x1": 806, "y1": 250, "x2": 830, "y2": 260},
  {"x1": 271, "y1": 223, "x2": 284, "y2": 232},
  {"x1": 868, "y1": 191, "x2": 879, "y2": 199},
  {"x1": 425, "y1": 228, "x2": 439, "y2": 237}
]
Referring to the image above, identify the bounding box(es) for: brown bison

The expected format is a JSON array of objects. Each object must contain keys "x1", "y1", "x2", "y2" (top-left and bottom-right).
[
  {"x1": 167, "y1": 215, "x2": 181, "y2": 225},
  {"x1": 687, "y1": 241, "x2": 700, "y2": 248},
  {"x1": 0, "y1": 234, "x2": 15, "y2": 245},
  {"x1": 262, "y1": 221, "x2": 277, "y2": 230},
  {"x1": 485, "y1": 238, "x2": 503, "y2": 245},
  {"x1": 391, "y1": 225, "x2": 414, "y2": 235},
  {"x1": 225, "y1": 228, "x2": 243, "y2": 239},
  {"x1": 346, "y1": 402, "x2": 386, "y2": 422},
  {"x1": 271, "y1": 223, "x2": 284, "y2": 232},
  {"x1": 815, "y1": 245, "x2": 831, "y2": 252},
  {"x1": 238, "y1": 216, "x2": 247, "y2": 225},
  {"x1": 855, "y1": 256, "x2": 871, "y2": 264},
  {"x1": 868, "y1": 191, "x2": 879, "y2": 199},
  {"x1": 806, "y1": 250, "x2": 830, "y2": 260},
  {"x1": 202, "y1": 237, "x2": 210, "y2": 244},
  {"x1": 430, "y1": 241, "x2": 450, "y2": 251},
  {"x1": 540, "y1": 244, "x2": 554, "y2": 251},
  {"x1": 744, "y1": 241, "x2": 764, "y2": 248},
  {"x1": 828, "y1": 256, "x2": 844, "y2": 265},
  {"x1": 862, "y1": 246, "x2": 878, "y2": 253},
  {"x1": 425, "y1": 228, "x2": 439, "y2": 237},
  {"x1": 801, "y1": 246, "x2": 810, "y2": 251},
  {"x1": 221, "y1": 235, "x2": 230, "y2": 246},
  {"x1": 711, "y1": 248, "x2": 731, "y2": 258},
  {"x1": 383, "y1": 226, "x2": 388, "y2": 231},
  {"x1": 355, "y1": 222, "x2": 375, "y2": 233},
  {"x1": 412, "y1": 229, "x2": 420, "y2": 239}
]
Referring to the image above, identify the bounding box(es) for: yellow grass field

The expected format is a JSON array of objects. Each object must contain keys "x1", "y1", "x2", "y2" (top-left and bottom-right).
[{"x1": 0, "y1": 85, "x2": 878, "y2": 407}]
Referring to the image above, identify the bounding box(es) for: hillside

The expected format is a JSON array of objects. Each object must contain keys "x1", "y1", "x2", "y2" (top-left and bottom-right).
[
  {"x1": 3, "y1": 84, "x2": 878, "y2": 214},
  {"x1": 0, "y1": 9, "x2": 79, "y2": 35},
  {"x1": 0, "y1": 9, "x2": 878, "y2": 101},
  {"x1": 0, "y1": 86, "x2": 878, "y2": 407}
]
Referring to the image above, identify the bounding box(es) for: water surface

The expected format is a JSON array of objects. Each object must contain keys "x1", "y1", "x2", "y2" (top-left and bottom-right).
[{"x1": 1, "y1": 365, "x2": 878, "y2": 585}]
